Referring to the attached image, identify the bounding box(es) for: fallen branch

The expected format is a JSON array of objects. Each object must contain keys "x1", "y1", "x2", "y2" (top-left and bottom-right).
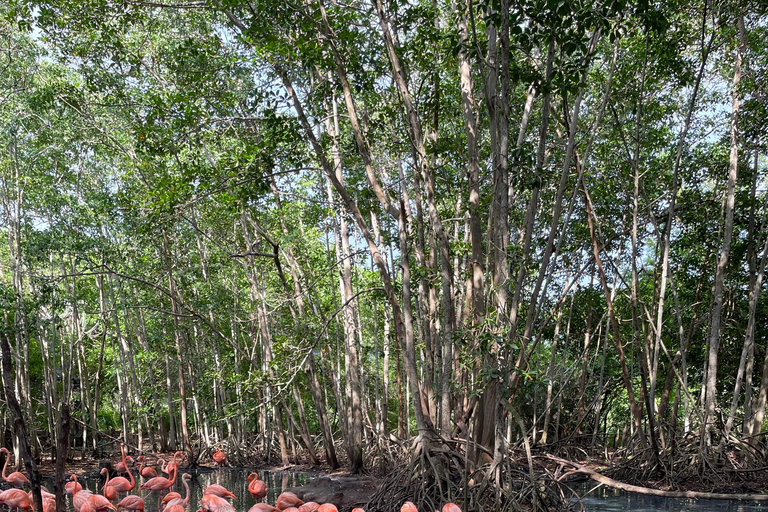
[{"x1": 544, "y1": 454, "x2": 768, "y2": 501}]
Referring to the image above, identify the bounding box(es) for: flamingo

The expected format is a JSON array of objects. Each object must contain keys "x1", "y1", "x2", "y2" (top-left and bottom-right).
[
  {"x1": 72, "y1": 476, "x2": 94, "y2": 512},
  {"x1": 352, "y1": 509, "x2": 365, "y2": 512},
  {"x1": 101, "y1": 469, "x2": 118, "y2": 501},
  {"x1": 160, "y1": 494, "x2": 181, "y2": 507},
  {"x1": 117, "y1": 496, "x2": 145, "y2": 512},
  {"x1": 282, "y1": 508, "x2": 300, "y2": 512},
  {"x1": 0, "y1": 448, "x2": 30, "y2": 488},
  {"x1": 316, "y1": 505, "x2": 337, "y2": 512},
  {"x1": 139, "y1": 463, "x2": 177, "y2": 499},
  {"x1": 80, "y1": 501, "x2": 97, "y2": 512},
  {"x1": 161, "y1": 453, "x2": 183, "y2": 476},
  {"x1": 1, "y1": 489, "x2": 30, "y2": 512},
  {"x1": 115, "y1": 445, "x2": 133, "y2": 476},
  {"x1": 401, "y1": 503, "x2": 418, "y2": 512},
  {"x1": 66, "y1": 474, "x2": 83, "y2": 496},
  {"x1": 211, "y1": 450, "x2": 226, "y2": 469},
  {"x1": 297, "y1": 503, "x2": 318, "y2": 512},
  {"x1": 87, "y1": 494, "x2": 118, "y2": 512},
  {"x1": 201, "y1": 495, "x2": 234, "y2": 512},
  {"x1": 275, "y1": 493, "x2": 303, "y2": 511},
  {"x1": 137, "y1": 457, "x2": 157, "y2": 479},
  {"x1": 202, "y1": 485, "x2": 234, "y2": 500},
  {"x1": 0, "y1": 489, "x2": 31, "y2": 512},
  {"x1": 162, "y1": 474, "x2": 191, "y2": 509},
  {"x1": 441, "y1": 504, "x2": 460, "y2": 512},
  {"x1": 102, "y1": 466, "x2": 136, "y2": 495},
  {"x1": 246, "y1": 474, "x2": 267, "y2": 500},
  {"x1": 42, "y1": 498, "x2": 56, "y2": 512},
  {"x1": 165, "y1": 506, "x2": 185, "y2": 512},
  {"x1": 248, "y1": 505, "x2": 278, "y2": 512},
  {"x1": 74, "y1": 490, "x2": 96, "y2": 512}
]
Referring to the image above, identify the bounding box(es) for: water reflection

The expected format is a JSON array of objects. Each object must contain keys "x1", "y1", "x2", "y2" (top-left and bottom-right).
[
  {"x1": 573, "y1": 481, "x2": 768, "y2": 512},
  {"x1": 46, "y1": 469, "x2": 308, "y2": 512}
]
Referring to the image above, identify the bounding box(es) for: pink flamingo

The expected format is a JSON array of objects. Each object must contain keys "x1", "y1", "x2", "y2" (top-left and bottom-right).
[
  {"x1": 0, "y1": 448, "x2": 29, "y2": 488},
  {"x1": 200, "y1": 495, "x2": 234, "y2": 512},
  {"x1": 317, "y1": 505, "x2": 337, "y2": 512},
  {"x1": 160, "y1": 494, "x2": 181, "y2": 507},
  {"x1": 1, "y1": 489, "x2": 31, "y2": 512},
  {"x1": 140, "y1": 463, "x2": 177, "y2": 499},
  {"x1": 87, "y1": 493, "x2": 118, "y2": 511},
  {"x1": 441, "y1": 504, "x2": 460, "y2": 512},
  {"x1": 246, "y1": 474, "x2": 267, "y2": 500},
  {"x1": 297, "y1": 503, "x2": 318, "y2": 512},
  {"x1": 1, "y1": 490, "x2": 31, "y2": 512},
  {"x1": 66, "y1": 474, "x2": 83, "y2": 496},
  {"x1": 162, "y1": 474, "x2": 191, "y2": 509},
  {"x1": 160, "y1": 453, "x2": 183, "y2": 476},
  {"x1": 202, "y1": 485, "x2": 234, "y2": 500},
  {"x1": 102, "y1": 466, "x2": 136, "y2": 495},
  {"x1": 249, "y1": 505, "x2": 278, "y2": 512},
  {"x1": 276, "y1": 493, "x2": 303, "y2": 511},
  {"x1": 117, "y1": 495, "x2": 145, "y2": 512},
  {"x1": 72, "y1": 476, "x2": 94, "y2": 512},
  {"x1": 137, "y1": 457, "x2": 157, "y2": 479},
  {"x1": 115, "y1": 445, "x2": 133, "y2": 476},
  {"x1": 401, "y1": 503, "x2": 418, "y2": 512},
  {"x1": 211, "y1": 450, "x2": 226, "y2": 469}
]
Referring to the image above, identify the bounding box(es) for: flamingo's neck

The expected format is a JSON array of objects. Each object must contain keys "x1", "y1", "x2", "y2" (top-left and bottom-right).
[{"x1": 1, "y1": 451, "x2": 9, "y2": 481}]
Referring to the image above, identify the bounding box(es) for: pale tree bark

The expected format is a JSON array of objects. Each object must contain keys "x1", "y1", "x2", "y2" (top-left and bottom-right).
[
  {"x1": 372, "y1": 0, "x2": 456, "y2": 430},
  {"x1": 455, "y1": 0, "x2": 485, "y2": 440},
  {"x1": 746, "y1": 226, "x2": 768, "y2": 440},
  {"x1": 651, "y1": 7, "x2": 715, "y2": 419},
  {"x1": 272, "y1": 66, "x2": 432, "y2": 436},
  {"x1": 740, "y1": 152, "x2": 760, "y2": 434},
  {"x1": 324, "y1": 92, "x2": 364, "y2": 473},
  {"x1": 161, "y1": 231, "x2": 192, "y2": 453},
  {"x1": 726, "y1": 152, "x2": 759, "y2": 435},
  {"x1": 704, "y1": 12, "x2": 744, "y2": 444}
]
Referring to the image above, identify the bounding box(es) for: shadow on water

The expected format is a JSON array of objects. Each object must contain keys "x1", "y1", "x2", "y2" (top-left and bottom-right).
[
  {"x1": 570, "y1": 481, "x2": 768, "y2": 512},
  {"x1": 47, "y1": 469, "x2": 309, "y2": 512}
]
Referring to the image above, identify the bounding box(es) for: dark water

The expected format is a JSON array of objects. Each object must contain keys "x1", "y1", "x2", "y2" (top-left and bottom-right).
[
  {"x1": 572, "y1": 481, "x2": 768, "y2": 512},
  {"x1": 35, "y1": 470, "x2": 768, "y2": 512},
  {"x1": 44, "y1": 469, "x2": 309, "y2": 512}
]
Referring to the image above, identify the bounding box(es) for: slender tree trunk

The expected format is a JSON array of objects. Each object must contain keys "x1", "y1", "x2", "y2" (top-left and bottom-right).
[
  {"x1": 704, "y1": 13, "x2": 744, "y2": 444},
  {"x1": 1, "y1": 331, "x2": 44, "y2": 512},
  {"x1": 583, "y1": 182, "x2": 646, "y2": 448}
]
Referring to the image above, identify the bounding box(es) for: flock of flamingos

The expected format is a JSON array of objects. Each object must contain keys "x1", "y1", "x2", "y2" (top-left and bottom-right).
[{"x1": 0, "y1": 446, "x2": 461, "y2": 512}]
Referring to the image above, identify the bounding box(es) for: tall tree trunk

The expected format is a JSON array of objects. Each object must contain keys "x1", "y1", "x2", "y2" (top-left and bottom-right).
[
  {"x1": 1, "y1": 331, "x2": 44, "y2": 512},
  {"x1": 704, "y1": 12, "x2": 744, "y2": 444},
  {"x1": 325, "y1": 93, "x2": 364, "y2": 473}
]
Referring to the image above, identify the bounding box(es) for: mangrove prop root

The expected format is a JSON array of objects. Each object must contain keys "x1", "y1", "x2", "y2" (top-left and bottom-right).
[
  {"x1": 546, "y1": 454, "x2": 768, "y2": 501},
  {"x1": 367, "y1": 439, "x2": 573, "y2": 512}
]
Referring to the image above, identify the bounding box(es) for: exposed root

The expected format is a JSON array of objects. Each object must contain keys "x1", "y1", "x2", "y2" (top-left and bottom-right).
[
  {"x1": 367, "y1": 435, "x2": 575, "y2": 512},
  {"x1": 547, "y1": 454, "x2": 768, "y2": 501},
  {"x1": 577, "y1": 425, "x2": 768, "y2": 493}
]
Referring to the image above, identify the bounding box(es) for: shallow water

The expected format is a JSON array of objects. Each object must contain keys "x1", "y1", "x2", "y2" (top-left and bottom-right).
[
  {"x1": 33, "y1": 470, "x2": 768, "y2": 512},
  {"x1": 573, "y1": 481, "x2": 768, "y2": 512},
  {"x1": 44, "y1": 469, "x2": 309, "y2": 512}
]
